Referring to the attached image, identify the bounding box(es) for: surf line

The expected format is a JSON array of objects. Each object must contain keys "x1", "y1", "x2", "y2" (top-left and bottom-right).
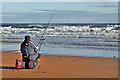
[{"x1": 37, "y1": 10, "x2": 62, "y2": 63}]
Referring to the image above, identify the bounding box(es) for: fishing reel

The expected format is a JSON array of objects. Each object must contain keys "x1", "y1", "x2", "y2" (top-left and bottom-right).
[{"x1": 40, "y1": 38, "x2": 45, "y2": 41}]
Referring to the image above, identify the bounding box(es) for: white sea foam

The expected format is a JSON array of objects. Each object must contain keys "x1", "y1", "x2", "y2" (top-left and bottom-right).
[{"x1": 1, "y1": 25, "x2": 119, "y2": 39}]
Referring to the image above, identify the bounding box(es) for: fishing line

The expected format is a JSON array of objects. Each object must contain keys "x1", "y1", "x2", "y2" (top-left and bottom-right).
[{"x1": 44, "y1": 41, "x2": 62, "y2": 63}]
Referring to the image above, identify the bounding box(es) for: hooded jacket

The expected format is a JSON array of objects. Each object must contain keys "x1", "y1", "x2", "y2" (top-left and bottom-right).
[{"x1": 20, "y1": 41, "x2": 38, "y2": 56}]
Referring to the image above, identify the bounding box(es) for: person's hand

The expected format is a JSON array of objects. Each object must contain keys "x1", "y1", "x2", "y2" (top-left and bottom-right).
[{"x1": 36, "y1": 46, "x2": 39, "y2": 49}]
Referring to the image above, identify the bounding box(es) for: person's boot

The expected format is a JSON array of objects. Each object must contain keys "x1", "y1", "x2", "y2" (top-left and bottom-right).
[
  {"x1": 33, "y1": 60, "x2": 40, "y2": 68},
  {"x1": 25, "y1": 61, "x2": 29, "y2": 69}
]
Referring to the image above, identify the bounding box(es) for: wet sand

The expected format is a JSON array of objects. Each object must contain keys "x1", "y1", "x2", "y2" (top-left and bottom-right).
[{"x1": 0, "y1": 51, "x2": 118, "y2": 78}]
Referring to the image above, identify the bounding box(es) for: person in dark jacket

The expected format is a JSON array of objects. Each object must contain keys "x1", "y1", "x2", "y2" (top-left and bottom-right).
[{"x1": 20, "y1": 35, "x2": 40, "y2": 69}]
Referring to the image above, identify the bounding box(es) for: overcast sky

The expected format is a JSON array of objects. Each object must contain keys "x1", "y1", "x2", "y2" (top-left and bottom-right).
[{"x1": 2, "y1": 2, "x2": 118, "y2": 23}]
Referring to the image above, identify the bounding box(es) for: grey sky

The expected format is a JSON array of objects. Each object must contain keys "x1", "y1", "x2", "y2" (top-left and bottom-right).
[{"x1": 2, "y1": 2, "x2": 118, "y2": 23}]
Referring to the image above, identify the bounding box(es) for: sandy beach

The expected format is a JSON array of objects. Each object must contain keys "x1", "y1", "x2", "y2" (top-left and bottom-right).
[{"x1": 0, "y1": 51, "x2": 118, "y2": 79}]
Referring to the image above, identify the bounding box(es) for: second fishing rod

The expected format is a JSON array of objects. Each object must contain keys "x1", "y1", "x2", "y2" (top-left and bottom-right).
[{"x1": 37, "y1": 11, "x2": 55, "y2": 53}]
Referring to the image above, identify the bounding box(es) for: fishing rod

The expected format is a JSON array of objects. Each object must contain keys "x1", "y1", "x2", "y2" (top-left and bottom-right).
[
  {"x1": 37, "y1": 11, "x2": 55, "y2": 53},
  {"x1": 37, "y1": 11, "x2": 62, "y2": 63}
]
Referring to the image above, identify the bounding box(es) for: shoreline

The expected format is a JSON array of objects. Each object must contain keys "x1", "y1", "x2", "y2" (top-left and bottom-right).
[
  {"x1": 1, "y1": 50, "x2": 118, "y2": 78},
  {"x1": 2, "y1": 50, "x2": 118, "y2": 59},
  {"x1": 1, "y1": 41, "x2": 119, "y2": 47}
]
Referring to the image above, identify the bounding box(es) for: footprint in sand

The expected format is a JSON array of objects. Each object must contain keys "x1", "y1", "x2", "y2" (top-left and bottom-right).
[
  {"x1": 37, "y1": 71, "x2": 46, "y2": 74},
  {"x1": 41, "y1": 72, "x2": 46, "y2": 74}
]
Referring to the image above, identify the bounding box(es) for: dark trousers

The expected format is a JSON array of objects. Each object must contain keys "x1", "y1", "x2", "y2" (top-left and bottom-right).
[
  {"x1": 22, "y1": 58, "x2": 30, "y2": 69},
  {"x1": 22, "y1": 53, "x2": 41, "y2": 69}
]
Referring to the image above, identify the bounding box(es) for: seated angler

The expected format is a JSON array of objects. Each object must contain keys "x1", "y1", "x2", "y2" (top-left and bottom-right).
[{"x1": 20, "y1": 35, "x2": 41, "y2": 69}]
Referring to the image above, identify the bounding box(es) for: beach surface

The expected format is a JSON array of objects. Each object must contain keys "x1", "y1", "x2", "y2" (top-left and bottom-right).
[{"x1": 0, "y1": 51, "x2": 118, "y2": 78}]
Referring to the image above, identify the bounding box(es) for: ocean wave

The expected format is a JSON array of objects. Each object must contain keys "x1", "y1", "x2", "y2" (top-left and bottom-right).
[{"x1": 1, "y1": 25, "x2": 119, "y2": 41}]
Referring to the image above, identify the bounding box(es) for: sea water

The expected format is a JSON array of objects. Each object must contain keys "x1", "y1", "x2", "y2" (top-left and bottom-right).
[
  {"x1": 1, "y1": 24, "x2": 119, "y2": 58},
  {"x1": 1, "y1": 38, "x2": 118, "y2": 58}
]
